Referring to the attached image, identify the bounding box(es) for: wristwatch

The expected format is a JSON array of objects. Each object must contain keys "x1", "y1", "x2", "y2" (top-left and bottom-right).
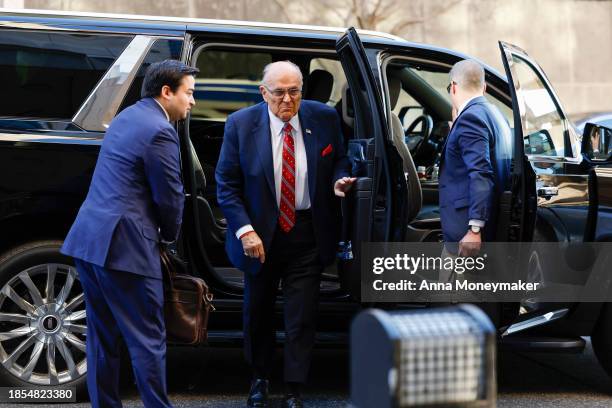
[{"x1": 470, "y1": 225, "x2": 481, "y2": 234}]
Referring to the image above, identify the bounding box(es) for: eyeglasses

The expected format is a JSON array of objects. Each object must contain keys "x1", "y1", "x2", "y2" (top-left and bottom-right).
[
  {"x1": 264, "y1": 86, "x2": 302, "y2": 99},
  {"x1": 446, "y1": 81, "x2": 456, "y2": 94}
]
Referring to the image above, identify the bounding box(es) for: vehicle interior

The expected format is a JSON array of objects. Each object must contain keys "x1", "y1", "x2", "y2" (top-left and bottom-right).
[
  {"x1": 383, "y1": 58, "x2": 514, "y2": 242},
  {"x1": 185, "y1": 46, "x2": 352, "y2": 295},
  {"x1": 183, "y1": 44, "x2": 515, "y2": 299}
]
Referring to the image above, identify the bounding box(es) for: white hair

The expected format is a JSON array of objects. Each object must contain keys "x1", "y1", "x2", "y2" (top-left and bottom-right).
[
  {"x1": 261, "y1": 60, "x2": 303, "y2": 88},
  {"x1": 449, "y1": 59, "x2": 485, "y2": 92}
]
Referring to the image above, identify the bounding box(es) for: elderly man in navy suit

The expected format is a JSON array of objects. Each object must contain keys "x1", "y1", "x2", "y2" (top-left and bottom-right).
[
  {"x1": 440, "y1": 59, "x2": 510, "y2": 258},
  {"x1": 61, "y1": 60, "x2": 198, "y2": 408},
  {"x1": 216, "y1": 61, "x2": 354, "y2": 408}
]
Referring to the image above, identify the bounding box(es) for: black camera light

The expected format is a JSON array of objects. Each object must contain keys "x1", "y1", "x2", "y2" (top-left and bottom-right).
[{"x1": 350, "y1": 305, "x2": 496, "y2": 407}]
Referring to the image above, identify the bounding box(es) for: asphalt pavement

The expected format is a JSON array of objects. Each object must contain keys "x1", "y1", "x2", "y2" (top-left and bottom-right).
[{"x1": 7, "y1": 338, "x2": 612, "y2": 407}]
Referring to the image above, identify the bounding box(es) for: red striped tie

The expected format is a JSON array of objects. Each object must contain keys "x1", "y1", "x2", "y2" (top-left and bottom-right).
[{"x1": 279, "y1": 122, "x2": 296, "y2": 233}]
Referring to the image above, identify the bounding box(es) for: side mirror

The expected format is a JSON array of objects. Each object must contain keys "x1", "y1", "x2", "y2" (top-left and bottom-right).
[
  {"x1": 582, "y1": 122, "x2": 612, "y2": 162},
  {"x1": 524, "y1": 129, "x2": 555, "y2": 155}
]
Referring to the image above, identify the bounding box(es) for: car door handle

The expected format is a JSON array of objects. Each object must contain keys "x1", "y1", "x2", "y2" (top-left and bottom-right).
[{"x1": 537, "y1": 186, "x2": 559, "y2": 198}]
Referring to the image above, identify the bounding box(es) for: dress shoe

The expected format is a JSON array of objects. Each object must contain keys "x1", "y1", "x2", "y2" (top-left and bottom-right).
[
  {"x1": 246, "y1": 378, "x2": 269, "y2": 407},
  {"x1": 283, "y1": 394, "x2": 304, "y2": 408}
]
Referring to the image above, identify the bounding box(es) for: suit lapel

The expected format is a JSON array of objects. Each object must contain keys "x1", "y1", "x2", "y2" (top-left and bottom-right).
[
  {"x1": 252, "y1": 104, "x2": 276, "y2": 200},
  {"x1": 299, "y1": 104, "x2": 319, "y2": 202}
]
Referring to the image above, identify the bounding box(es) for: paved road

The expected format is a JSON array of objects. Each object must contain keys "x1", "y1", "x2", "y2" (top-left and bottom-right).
[
  {"x1": 8, "y1": 338, "x2": 612, "y2": 407},
  {"x1": 496, "y1": 338, "x2": 612, "y2": 408}
]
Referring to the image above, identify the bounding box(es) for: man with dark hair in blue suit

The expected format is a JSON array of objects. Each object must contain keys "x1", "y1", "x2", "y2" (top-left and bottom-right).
[
  {"x1": 61, "y1": 60, "x2": 198, "y2": 408},
  {"x1": 440, "y1": 59, "x2": 511, "y2": 261},
  {"x1": 216, "y1": 61, "x2": 354, "y2": 408}
]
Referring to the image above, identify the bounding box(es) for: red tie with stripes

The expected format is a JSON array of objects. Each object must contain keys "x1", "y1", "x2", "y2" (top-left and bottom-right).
[{"x1": 279, "y1": 122, "x2": 296, "y2": 233}]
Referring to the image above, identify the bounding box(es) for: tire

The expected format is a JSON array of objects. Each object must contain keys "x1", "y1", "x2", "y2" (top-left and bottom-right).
[
  {"x1": 0, "y1": 241, "x2": 88, "y2": 399},
  {"x1": 592, "y1": 302, "x2": 612, "y2": 378}
]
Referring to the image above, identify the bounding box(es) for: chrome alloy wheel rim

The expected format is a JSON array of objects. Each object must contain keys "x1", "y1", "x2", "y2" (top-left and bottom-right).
[{"x1": 0, "y1": 264, "x2": 87, "y2": 385}]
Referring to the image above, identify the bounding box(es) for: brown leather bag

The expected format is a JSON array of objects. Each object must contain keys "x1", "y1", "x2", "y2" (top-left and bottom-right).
[{"x1": 160, "y1": 248, "x2": 214, "y2": 345}]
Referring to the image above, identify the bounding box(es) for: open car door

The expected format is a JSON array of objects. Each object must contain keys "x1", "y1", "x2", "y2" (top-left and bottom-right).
[
  {"x1": 336, "y1": 28, "x2": 409, "y2": 300},
  {"x1": 498, "y1": 41, "x2": 543, "y2": 244},
  {"x1": 498, "y1": 42, "x2": 590, "y2": 332}
]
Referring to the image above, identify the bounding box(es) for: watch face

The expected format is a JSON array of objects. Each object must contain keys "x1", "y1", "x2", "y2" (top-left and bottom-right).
[{"x1": 471, "y1": 226, "x2": 481, "y2": 233}]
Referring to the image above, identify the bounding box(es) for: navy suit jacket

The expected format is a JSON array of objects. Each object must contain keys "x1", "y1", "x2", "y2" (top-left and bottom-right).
[
  {"x1": 61, "y1": 97, "x2": 184, "y2": 278},
  {"x1": 215, "y1": 100, "x2": 350, "y2": 275},
  {"x1": 439, "y1": 96, "x2": 511, "y2": 244}
]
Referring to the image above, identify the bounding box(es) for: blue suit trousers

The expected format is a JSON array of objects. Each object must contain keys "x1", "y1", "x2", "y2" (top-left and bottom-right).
[{"x1": 75, "y1": 259, "x2": 172, "y2": 408}]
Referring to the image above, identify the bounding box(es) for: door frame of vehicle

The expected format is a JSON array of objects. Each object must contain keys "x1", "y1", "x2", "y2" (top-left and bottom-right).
[
  {"x1": 178, "y1": 28, "x2": 405, "y2": 302},
  {"x1": 335, "y1": 28, "x2": 410, "y2": 300}
]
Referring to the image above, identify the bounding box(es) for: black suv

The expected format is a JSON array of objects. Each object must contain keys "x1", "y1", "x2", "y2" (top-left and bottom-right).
[{"x1": 1, "y1": 9, "x2": 612, "y2": 393}]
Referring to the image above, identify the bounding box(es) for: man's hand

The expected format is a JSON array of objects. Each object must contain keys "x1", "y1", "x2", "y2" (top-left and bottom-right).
[
  {"x1": 458, "y1": 230, "x2": 481, "y2": 257},
  {"x1": 334, "y1": 177, "x2": 357, "y2": 197},
  {"x1": 241, "y1": 231, "x2": 265, "y2": 263}
]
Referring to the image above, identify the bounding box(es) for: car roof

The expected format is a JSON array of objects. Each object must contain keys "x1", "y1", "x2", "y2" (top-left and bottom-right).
[
  {"x1": 0, "y1": 8, "x2": 403, "y2": 41},
  {"x1": 0, "y1": 8, "x2": 507, "y2": 81}
]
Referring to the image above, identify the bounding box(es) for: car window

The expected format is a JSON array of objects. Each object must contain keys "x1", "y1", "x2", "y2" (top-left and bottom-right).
[
  {"x1": 511, "y1": 54, "x2": 571, "y2": 157},
  {"x1": 393, "y1": 88, "x2": 423, "y2": 131},
  {"x1": 382, "y1": 65, "x2": 441, "y2": 140},
  {"x1": 118, "y1": 39, "x2": 183, "y2": 113},
  {"x1": 384, "y1": 61, "x2": 513, "y2": 137},
  {"x1": 409, "y1": 66, "x2": 513, "y2": 124},
  {"x1": 308, "y1": 58, "x2": 346, "y2": 106},
  {"x1": 411, "y1": 68, "x2": 449, "y2": 98},
  {"x1": 0, "y1": 30, "x2": 132, "y2": 120},
  {"x1": 192, "y1": 50, "x2": 271, "y2": 121},
  {"x1": 188, "y1": 46, "x2": 348, "y2": 205},
  {"x1": 192, "y1": 51, "x2": 347, "y2": 123}
]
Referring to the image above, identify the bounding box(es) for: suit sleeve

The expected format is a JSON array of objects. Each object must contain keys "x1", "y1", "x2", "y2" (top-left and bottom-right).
[
  {"x1": 143, "y1": 127, "x2": 185, "y2": 242},
  {"x1": 330, "y1": 110, "x2": 351, "y2": 184},
  {"x1": 215, "y1": 116, "x2": 252, "y2": 234},
  {"x1": 455, "y1": 112, "x2": 495, "y2": 222}
]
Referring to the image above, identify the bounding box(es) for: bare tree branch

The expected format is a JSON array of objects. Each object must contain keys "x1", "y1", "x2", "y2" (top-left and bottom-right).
[
  {"x1": 291, "y1": 0, "x2": 465, "y2": 35},
  {"x1": 388, "y1": 0, "x2": 465, "y2": 35},
  {"x1": 352, "y1": 0, "x2": 366, "y2": 28},
  {"x1": 390, "y1": 18, "x2": 426, "y2": 34},
  {"x1": 316, "y1": 0, "x2": 351, "y2": 25},
  {"x1": 371, "y1": 0, "x2": 384, "y2": 18},
  {"x1": 427, "y1": 0, "x2": 464, "y2": 20},
  {"x1": 367, "y1": 0, "x2": 386, "y2": 29},
  {"x1": 271, "y1": 0, "x2": 295, "y2": 24},
  {"x1": 379, "y1": 0, "x2": 397, "y2": 18}
]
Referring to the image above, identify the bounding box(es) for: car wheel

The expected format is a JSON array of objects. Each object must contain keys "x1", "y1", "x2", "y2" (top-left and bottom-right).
[{"x1": 0, "y1": 241, "x2": 87, "y2": 396}]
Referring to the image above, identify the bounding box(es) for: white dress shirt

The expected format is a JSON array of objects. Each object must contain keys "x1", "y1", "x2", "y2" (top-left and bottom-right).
[
  {"x1": 235, "y1": 109, "x2": 310, "y2": 239},
  {"x1": 457, "y1": 95, "x2": 479, "y2": 117},
  {"x1": 153, "y1": 98, "x2": 170, "y2": 122},
  {"x1": 455, "y1": 94, "x2": 486, "y2": 229}
]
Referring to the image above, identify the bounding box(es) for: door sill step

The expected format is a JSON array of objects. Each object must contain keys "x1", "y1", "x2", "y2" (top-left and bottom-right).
[
  {"x1": 201, "y1": 330, "x2": 348, "y2": 347},
  {"x1": 499, "y1": 335, "x2": 585, "y2": 353}
]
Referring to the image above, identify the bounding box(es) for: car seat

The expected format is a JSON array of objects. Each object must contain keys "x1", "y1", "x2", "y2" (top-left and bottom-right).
[
  {"x1": 305, "y1": 69, "x2": 334, "y2": 104},
  {"x1": 189, "y1": 139, "x2": 227, "y2": 245},
  {"x1": 387, "y1": 74, "x2": 422, "y2": 221}
]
